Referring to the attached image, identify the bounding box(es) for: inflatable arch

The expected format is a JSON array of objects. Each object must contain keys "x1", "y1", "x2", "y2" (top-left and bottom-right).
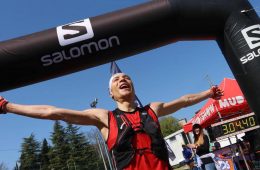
[{"x1": 1, "y1": 0, "x2": 260, "y2": 124}]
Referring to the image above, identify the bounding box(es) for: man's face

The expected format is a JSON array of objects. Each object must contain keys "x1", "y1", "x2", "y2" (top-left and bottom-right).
[{"x1": 109, "y1": 73, "x2": 135, "y2": 101}]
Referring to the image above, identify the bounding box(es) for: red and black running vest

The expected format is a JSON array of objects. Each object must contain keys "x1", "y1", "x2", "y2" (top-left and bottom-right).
[{"x1": 106, "y1": 106, "x2": 170, "y2": 170}]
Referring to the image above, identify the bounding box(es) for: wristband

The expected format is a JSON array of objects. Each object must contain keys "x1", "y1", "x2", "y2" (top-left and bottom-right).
[{"x1": 0, "y1": 97, "x2": 8, "y2": 114}]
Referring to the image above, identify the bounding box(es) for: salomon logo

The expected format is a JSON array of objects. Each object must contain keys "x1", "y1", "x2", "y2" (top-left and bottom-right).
[
  {"x1": 41, "y1": 36, "x2": 120, "y2": 67},
  {"x1": 241, "y1": 24, "x2": 260, "y2": 49},
  {"x1": 57, "y1": 18, "x2": 94, "y2": 46}
]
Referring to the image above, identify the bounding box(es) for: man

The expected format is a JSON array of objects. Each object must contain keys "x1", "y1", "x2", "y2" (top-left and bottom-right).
[{"x1": 0, "y1": 73, "x2": 223, "y2": 170}]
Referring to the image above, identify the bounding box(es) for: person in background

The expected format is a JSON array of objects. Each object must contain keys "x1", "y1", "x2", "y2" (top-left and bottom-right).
[
  {"x1": 182, "y1": 144, "x2": 194, "y2": 169},
  {"x1": 187, "y1": 124, "x2": 216, "y2": 170},
  {"x1": 211, "y1": 141, "x2": 221, "y2": 152}
]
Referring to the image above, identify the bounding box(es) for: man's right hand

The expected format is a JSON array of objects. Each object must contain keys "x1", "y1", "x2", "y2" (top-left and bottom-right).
[{"x1": 0, "y1": 96, "x2": 8, "y2": 114}]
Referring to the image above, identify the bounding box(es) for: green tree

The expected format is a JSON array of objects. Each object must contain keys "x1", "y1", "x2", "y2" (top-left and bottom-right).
[
  {"x1": 66, "y1": 123, "x2": 103, "y2": 169},
  {"x1": 16, "y1": 121, "x2": 106, "y2": 170},
  {"x1": 39, "y1": 138, "x2": 50, "y2": 170},
  {"x1": 159, "y1": 116, "x2": 182, "y2": 137},
  {"x1": 19, "y1": 134, "x2": 40, "y2": 170},
  {"x1": 48, "y1": 121, "x2": 69, "y2": 170}
]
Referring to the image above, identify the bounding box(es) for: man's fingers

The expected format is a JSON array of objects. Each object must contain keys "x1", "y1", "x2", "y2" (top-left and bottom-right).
[
  {"x1": 210, "y1": 86, "x2": 224, "y2": 100},
  {"x1": 0, "y1": 96, "x2": 8, "y2": 114}
]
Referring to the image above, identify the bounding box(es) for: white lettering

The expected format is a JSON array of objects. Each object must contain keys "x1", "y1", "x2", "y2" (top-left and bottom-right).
[
  {"x1": 219, "y1": 96, "x2": 245, "y2": 108},
  {"x1": 98, "y1": 39, "x2": 109, "y2": 50},
  {"x1": 253, "y1": 51, "x2": 260, "y2": 57},
  {"x1": 192, "y1": 96, "x2": 245, "y2": 125},
  {"x1": 241, "y1": 24, "x2": 260, "y2": 49},
  {"x1": 240, "y1": 56, "x2": 248, "y2": 64},
  {"x1": 70, "y1": 47, "x2": 81, "y2": 58},
  {"x1": 219, "y1": 99, "x2": 230, "y2": 108},
  {"x1": 81, "y1": 42, "x2": 99, "y2": 54},
  {"x1": 53, "y1": 52, "x2": 63, "y2": 64},
  {"x1": 57, "y1": 18, "x2": 94, "y2": 46},
  {"x1": 41, "y1": 55, "x2": 52, "y2": 66},
  {"x1": 41, "y1": 36, "x2": 120, "y2": 66},
  {"x1": 192, "y1": 104, "x2": 215, "y2": 124},
  {"x1": 228, "y1": 97, "x2": 237, "y2": 106},
  {"x1": 240, "y1": 47, "x2": 260, "y2": 64},
  {"x1": 109, "y1": 36, "x2": 120, "y2": 46},
  {"x1": 62, "y1": 51, "x2": 71, "y2": 60},
  {"x1": 236, "y1": 96, "x2": 244, "y2": 104}
]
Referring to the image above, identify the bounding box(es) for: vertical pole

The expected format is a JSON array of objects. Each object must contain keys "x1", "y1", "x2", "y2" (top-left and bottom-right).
[
  {"x1": 90, "y1": 98, "x2": 114, "y2": 170},
  {"x1": 95, "y1": 132, "x2": 108, "y2": 170},
  {"x1": 238, "y1": 141, "x2": 251, "y2": 170},
  {"x1": 99, "y1": 133, "x2": 114, "y2": 170},
  {"x1": 90, "y1": 98, "x2": 106, "y2": 169}
]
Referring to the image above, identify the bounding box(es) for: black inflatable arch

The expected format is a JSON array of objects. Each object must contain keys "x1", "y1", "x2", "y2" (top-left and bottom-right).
[{"x1": 1, "y1": 0, "x2": 260, "y2": 124}]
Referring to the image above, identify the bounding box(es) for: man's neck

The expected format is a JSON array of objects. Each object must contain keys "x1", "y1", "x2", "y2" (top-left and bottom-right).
[{"x1": 117, "y1": 101, "x2": 137, "y2": 112}]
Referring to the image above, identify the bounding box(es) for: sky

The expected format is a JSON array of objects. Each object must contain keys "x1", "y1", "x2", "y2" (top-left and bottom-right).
[{"x1": 0, "y1": 0, "x2": 259, "y2": 169}]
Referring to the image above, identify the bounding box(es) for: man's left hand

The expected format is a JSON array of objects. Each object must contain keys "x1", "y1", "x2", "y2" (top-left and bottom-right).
[{"x1": 210, "y1": 86, "x2": 224, "y2": 100}]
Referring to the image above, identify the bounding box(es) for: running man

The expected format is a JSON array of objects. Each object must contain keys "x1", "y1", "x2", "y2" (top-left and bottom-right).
[{"x1": 0, "y1": 73, "x2": 223, "y2": 170}]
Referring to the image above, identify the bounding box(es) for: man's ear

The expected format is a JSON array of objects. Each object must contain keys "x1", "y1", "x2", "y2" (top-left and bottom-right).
[
  {"x1": 109, "y1": 90, "x2": 114, "y2": 99},
  {"x1": 110, "y1": 94, "x2": 115, "y2": 100},
  {"x1": 110, "y1": 94, "x2": 114, "y2": 99}
]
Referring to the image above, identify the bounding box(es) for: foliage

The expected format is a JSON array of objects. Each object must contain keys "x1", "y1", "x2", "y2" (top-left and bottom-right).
[
  {"x1": 66, "y1": 124, "x2": 106, "y2": 169},
  {"x1": 48, "y1": 121, "x2": 70, "y2": 170},
  {"x1": 159, "y1": 116, "x2": 182, "y2": 137},
  {"x1": 16, "y1": 121, "x2": 106, "y2": 170},
  {"x1": 39, "y1": 138, "x2": 50, "y2": 170},
  {"x1": 19, "y1": 134, "x2": 40, "y2": 170}
]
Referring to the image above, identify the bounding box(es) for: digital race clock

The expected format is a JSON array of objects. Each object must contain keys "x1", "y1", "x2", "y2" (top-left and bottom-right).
[{"x1": 211, "y1": 112, "x2": 260, "y2": 140}]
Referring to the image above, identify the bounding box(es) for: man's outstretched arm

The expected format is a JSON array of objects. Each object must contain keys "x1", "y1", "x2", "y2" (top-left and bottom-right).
[
  {"x1": 150, "y1": 86, "x2": 223, "y2": 117},
  {"x1": 1, "y1": 97, "x2": 108, "y2": 126}
]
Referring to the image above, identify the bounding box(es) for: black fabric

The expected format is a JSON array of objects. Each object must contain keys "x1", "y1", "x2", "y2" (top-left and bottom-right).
[
  {"x1": 110, "y1": 107, "x2": 169, "y2": 169},
  {"x1": 196, "y1": 135, "x2": 214, "y2": 164},
  {"x1": 196, "y1": 135, "x2": 210, "y2": 156},
  {"x1": 112, "y1": 124, "x2": 135, "y2": 170},
  {"x1": 110, "y1": 109, "x2": 135, "y2": 170},
  {"x1": 140, "y1": 109, "x2": 169, "y2": 161},
  {"x1": 0, "y1": 1, "x2": 257, "y2": 117}
]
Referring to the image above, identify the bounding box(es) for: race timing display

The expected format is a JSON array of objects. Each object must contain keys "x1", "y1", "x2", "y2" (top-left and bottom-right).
[{"x1": 211, "y1": 112, "x2": 260, "y2": 140}]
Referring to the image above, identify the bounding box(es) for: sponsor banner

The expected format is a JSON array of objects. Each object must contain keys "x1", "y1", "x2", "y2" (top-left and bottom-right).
[
  {"x1": 192, "y1": 96, "x2": 245, "y2": 125},
  {"x1": 193, "y1": 104, "x2": 215, "y2": 125},
  {"x1": 218, "y1": 96, "x2": 244, "y2": 109},
  {"x1": 57, "y1": 18, "x2": 94, "y2": 46},
  {"x1": 44, "y1": 18, "x2": 121, "y2": 67},
  {"x1": 241, "y1": 24, "x2": 260, "y2": 50},
  {"x1": 41, "y1": 36, "x2": 120, "y2": 67},
  {"x1": 240, "y1": 24, "x2": 260, "y2": 65}
]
